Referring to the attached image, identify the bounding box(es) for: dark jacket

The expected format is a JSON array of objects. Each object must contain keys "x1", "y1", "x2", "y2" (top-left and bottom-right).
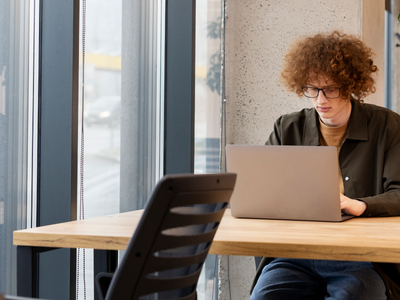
[{"x1": 253, "y1": 100, "x2": 400, "y2": 299}]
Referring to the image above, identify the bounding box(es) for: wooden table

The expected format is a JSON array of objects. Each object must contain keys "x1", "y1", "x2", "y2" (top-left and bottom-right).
[
  {"x1": 14, "y1": 209, "x2": 400, "y2": 263},
  {"x1": 14, "y1": 209, "x2": 400, "y2": 297}
]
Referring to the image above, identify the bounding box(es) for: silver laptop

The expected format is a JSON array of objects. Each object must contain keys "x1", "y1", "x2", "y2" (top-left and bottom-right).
[{"x1": 226, "y1": 145, "x2": 354, "y2": 222}]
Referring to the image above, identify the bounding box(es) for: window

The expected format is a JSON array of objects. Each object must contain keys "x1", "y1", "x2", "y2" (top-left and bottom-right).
[
  {"x1": 0, "y1": 0, "x2": 30, "y2": 294},
  {"x1": 77, "y1": 0, "x2": 163, "y2": 298},
  {"x1": 195, "y1": 0, "x2": 222, "y2": 175},
  {"x1": 0, "y1": 0, "x2": 224, "y2": 297},
  {"x1": 81, "y1": 0, "x2": 162, "y2": 219},
  {"x1": 194, "y1": 1, "x2": 223, "y2": 300}
]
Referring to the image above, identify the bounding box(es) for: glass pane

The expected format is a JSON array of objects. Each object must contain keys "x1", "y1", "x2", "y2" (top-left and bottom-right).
[
  {"x1": 0, "y1": 0, "x2": 29, "y2": 295},
  {"x1": 195, "y1": 0, "x2": 222, "y2": 175},
  {"x1": 78, "y1": 0, "x2": 162, "y2": 299},
  {"x1": 195, "y1": 1, "x2": 222, "y2": 300},
  {"x1": 83, "y1": 0, "x2": 122, "y2": 220},
  {"x1": 82, "y1": 0, "x2": 161, "y2": 217}
]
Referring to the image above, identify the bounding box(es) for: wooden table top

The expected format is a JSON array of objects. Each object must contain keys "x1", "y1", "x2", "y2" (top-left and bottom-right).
[{"x1": 13, "y1": 209, "x2": 400, "y2": 263}]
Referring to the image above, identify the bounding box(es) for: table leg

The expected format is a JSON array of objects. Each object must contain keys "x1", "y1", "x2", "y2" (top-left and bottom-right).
[
  {"x1": 16, "y1": 246, "x2": 36, "y2": 297},
  {"x1": 93, "y1": 250, "x2": 118, "y2": 300},
  {"x1": 16, "y1": 246, "x2": 60, "y2": 298}
]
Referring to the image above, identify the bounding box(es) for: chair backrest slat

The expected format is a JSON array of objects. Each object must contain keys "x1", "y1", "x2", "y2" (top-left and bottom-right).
[
  {"x1": 145, "y1": 250, "x2": 209, "y2": 273},
  {"x1": 152, "y1": 229, "x2": 218, "y2": 252},
  {"x1": 137, "y1": 267, "x2": 202, "y2": 295},
  {"x1": 161, "y1": 209, "x2": 226, "y2": 230}
]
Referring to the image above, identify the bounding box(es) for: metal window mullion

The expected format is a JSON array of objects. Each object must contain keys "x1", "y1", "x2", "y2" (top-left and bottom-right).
[
  {"x1": 36, "y1": 0, "x2": 79, "y2": 298},
  {"x1": 384, "y1": 10, "x2": 392, "y2": 109},
  {"x1": 155, "y1": 0, "x2": 165, "y2": 181},
  {"x1": 164, "y1": 0, "x2": 196, "y2": 175}
]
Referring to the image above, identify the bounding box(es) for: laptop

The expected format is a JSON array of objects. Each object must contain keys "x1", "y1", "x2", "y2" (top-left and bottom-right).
[{"x1": 225, "y1": 145, "x2": 354, "y2": 222}]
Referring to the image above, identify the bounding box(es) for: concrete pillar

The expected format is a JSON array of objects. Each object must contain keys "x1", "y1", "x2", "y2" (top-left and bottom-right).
[{"x1": 220, "y1": 1, "x2": 385, "y2": 299}]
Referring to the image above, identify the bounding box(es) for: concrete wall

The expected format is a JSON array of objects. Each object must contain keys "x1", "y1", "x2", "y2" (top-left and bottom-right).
[{"x1": 220, "y1": 1, "x2": 385, "y2": 299}]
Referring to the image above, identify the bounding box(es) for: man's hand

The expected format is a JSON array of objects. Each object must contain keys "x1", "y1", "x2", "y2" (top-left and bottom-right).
[{"x1": 340, "y1": 193, "x2": 367, "y2": 216}]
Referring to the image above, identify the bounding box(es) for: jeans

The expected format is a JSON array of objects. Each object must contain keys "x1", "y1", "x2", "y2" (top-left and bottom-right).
[{"x1": 250, "y1": 258, "x2": 387, "y2": 300}]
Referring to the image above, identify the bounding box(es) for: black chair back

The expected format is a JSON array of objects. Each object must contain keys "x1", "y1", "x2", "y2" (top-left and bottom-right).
[{"x1": 101, "y1": 173, "x2": 236, "y2": 300}]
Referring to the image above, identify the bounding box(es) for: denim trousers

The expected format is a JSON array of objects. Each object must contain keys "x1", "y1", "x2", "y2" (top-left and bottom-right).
[{"x1": 250, "y1": 258, "x2": 387, "y2": 300}]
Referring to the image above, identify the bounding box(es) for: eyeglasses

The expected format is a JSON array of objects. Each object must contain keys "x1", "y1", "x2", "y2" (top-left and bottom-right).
[{"x1": 301, "y1": 86, "x2": 341, "y2": 99}]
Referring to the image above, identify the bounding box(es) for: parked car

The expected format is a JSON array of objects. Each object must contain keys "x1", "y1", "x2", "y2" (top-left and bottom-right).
[{"x1": 85, "y1": 96, "x2": 121, "y2": 127}]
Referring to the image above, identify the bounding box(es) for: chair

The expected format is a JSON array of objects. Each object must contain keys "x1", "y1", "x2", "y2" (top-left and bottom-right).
[{"x1": 95, "y1": 173, "x2": 236, "y2": 300}]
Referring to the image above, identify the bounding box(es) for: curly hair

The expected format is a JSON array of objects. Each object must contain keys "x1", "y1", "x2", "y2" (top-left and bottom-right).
[{"x1": 281, "y1": 31, "x2": 378, "y2": 103}]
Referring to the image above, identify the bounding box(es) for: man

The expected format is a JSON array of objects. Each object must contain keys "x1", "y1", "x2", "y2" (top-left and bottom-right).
[{"x1": 250, "y1": 31, "x2": 400, "y2": 300}]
